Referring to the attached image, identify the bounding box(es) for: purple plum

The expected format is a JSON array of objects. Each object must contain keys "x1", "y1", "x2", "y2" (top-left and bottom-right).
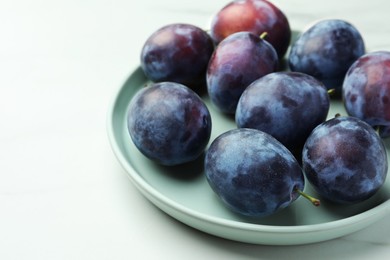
[
  {"x1": 127, "y1": 82, "x2": 212, "y2": 166},
  {"x1": 302, "y1": 116, "x2": 388, "y2": 204},
  {"x1": 205, "y1": 128, "x2": 318, "y2": 217},
  {"x1": 210, "y1": 0, "x2": 291, "y2": 59},
  {"x1": 343, "y1": 51, "x2": 390, "y2": 138},
  {"x1": 236, "y1": 72, "x2": 330, "y2": 151},
  {"x1": 288, "y1": 19, "x2": 365, "y2": 91},
  {"x1": 140, "y1": 23, "x2": 214, "y2": 90},
  {"x1": 207, "y1": 31, "x2": 278, "y2": 114}
]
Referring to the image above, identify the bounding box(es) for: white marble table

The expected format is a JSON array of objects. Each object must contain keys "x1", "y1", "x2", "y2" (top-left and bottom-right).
[{"x1": 1, "y1": 0, "x2": 389, "y2": 259}]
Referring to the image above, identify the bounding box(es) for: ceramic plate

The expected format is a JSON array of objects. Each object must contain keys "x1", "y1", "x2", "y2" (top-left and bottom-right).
[{"x1": 107, "y1": 66, "x2": 390, "y2": 245}]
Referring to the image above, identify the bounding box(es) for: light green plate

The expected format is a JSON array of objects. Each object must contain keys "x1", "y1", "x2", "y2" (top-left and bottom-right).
[{"x1": 107, "y1": 66, "x2": 390, "y2": 245}]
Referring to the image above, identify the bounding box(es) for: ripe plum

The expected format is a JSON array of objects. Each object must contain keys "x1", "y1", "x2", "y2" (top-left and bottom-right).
[
  {"x1": 302, "y1": 116, "x2": 388, "y2": 204},
  {"x1": 205, "y1": 128, "x2": 315, "y2": 217},
  {"x1": 343, "y1": 51, "x2": 390, "y2": 138},
  {"x1": 127, "y1": 82, "x2": 212, "y2": 166},
  {"x1": 210, "y1": 0, "x2": 291, "y2": 59},
  {"x1": 207, "y1": 31, "x2": 278, "y2": 114},
  {"x1": 140, "y1": 23, "x2": 214, "y2": 90},
  {"x1": 288, "y1": 19, "x2": 365, "y2": 91},
  {"x1": 236, "y1": 72, "x2": 329, "y2": 150}
]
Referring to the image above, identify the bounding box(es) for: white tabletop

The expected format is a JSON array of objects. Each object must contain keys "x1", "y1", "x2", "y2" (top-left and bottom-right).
[{"x1": 1, "y1": 0, "x2": 390, "y2": 259}]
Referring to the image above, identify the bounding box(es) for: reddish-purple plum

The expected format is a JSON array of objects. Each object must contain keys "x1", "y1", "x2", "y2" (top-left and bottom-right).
[
  {"x1": 207, "y1": 31, "x2": 278, "y2": 114},
  {"x1": 236, "y1": 72, "x2": 330, "y2": 150},
  {"x1": 210, "y1": 0, "x2": 291, "y2": 59},
  {"x1": 302, "y1": 116, "x2": 388, "y2": 204},
  {"x1": 289, "y1": 19, "x2": 365, "y2": 91},
  {"x1": 140, "y1": 23, "x2": 214, "y2": 90},
  {"x1": 205, "y1": 128, "x2": 319, "y2": 217},
  {"x1": 127, "y1": 82, "x2": 212, "y2": 166},
  {"x1": 343, "y1": 51, "x2": 390, "y2": 138}
]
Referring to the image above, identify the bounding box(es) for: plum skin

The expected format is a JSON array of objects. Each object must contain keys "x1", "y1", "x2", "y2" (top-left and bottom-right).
[
  {"x1": 302, "y1": 116, "x2": 388, "y2": 204},
  {"x1": 205, "y1": 128, "x2": 304, "y2": 217},
  {"x1": 207, "y1": 31, "x2": 278, "y2": 114},
  {"x1": 127, "y1": 82, "x2": 212, "y2": 166},
  {"x1": 140, "y1": 23, "x2": 214, "y2": 90},
  {"x1": 343, "y1": 51, "x2": 390, "y2": 138},
  {"x1": 210, "y1": 0, "x2": 291, "y2": 59},
  {"x1": 236, "y1": 72, "x2": 330, "y2": 150},
  {"x1": 288, "y1": 19, "x2": 365, "y2": 90}
]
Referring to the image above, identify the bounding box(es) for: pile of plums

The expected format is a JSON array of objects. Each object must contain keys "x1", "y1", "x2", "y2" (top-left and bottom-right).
[{"x1": 127, "y1": 0, "x2": 389, "y2": 217}]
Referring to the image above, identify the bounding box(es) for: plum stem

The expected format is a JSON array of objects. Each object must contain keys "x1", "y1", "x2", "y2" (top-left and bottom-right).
[
  {"x1": 375, "y1": 125, "x2": 382, "y2": 136},
  {"x1": 295, "y1": 188, "x2": 321, "y2": 206},
  {"x1": 260, "y1": 32, "x2": 268, "y2": 40},
  {"x1": 327, "y1": 88, "x2": 336, "y2": 96}
]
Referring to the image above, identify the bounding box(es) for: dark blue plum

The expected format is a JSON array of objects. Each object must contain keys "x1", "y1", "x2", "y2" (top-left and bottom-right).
[
  {"x1": 343, "y1": 51, "x2": 390, "y2": 138},
  {"x1": 288, "y1": 19, "x2": 365, "y2": 91},
  {"x1": 302, "y1": 116, "x2": 388, "y2": 204},
  {"x1": 204, "y1": 128, "x2": 305, "y2": 217},
  {"x1": 236, "y1": 72, "x2": 330, "y2": 150},
  {"x1": 207, "y1": 31, "x2": 278, "y2": 114},
  {"x1": 140, "y1": 23, "x2": 214, "y2": 90},
  {"x1": 127, "y1": 82, "x2": 212, "y2": 166}
]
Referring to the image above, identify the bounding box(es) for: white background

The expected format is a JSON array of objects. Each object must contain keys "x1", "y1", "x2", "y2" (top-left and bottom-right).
[{"x1": 1, "y1": 0, "x2": 390, "y2": 259}]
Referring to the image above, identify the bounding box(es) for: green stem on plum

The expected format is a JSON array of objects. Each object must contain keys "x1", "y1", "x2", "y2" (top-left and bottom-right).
[
  {"x1": 375, "y1": 125, "x2": 382, "y2": 136},
  {"x1": 260, "y1": 32, "x2": 268, "y2": 40},
  {"x1": 327, "y1": 88, "x2": 336, "y2": 96},
  {"x1": 295, "y1": 188, "x2": 321, "y2": 206}
]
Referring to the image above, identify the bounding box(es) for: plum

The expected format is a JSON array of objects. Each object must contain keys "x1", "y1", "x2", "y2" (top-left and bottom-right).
[
  {"x1": 236, "y1": 72, "x2": 330, "y2": 151},
  {"x1": 140, "y1": 23, "x2": 214, "y2": 90},
  {"x1": 127, "y1": 82, "x2": 212, "y2": 166},
  {"x1": 207, "y1": 31, "x2": 278, "y2": 114},
  {"x1": 302, "y1": 116, "x2": 388, "y2": 204},
  {"x1": 288, "y1": 19, "x2": 365, "y2": 91},
  {"x1": 210, "y1": 0, "x2": 291, "y2": 59},
  {"x1": 342, "y1": 51, "x2": 390, "y2": 138},
  {"x1": 205, "y1": 128, "x2": 319, "y2": 217}
]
